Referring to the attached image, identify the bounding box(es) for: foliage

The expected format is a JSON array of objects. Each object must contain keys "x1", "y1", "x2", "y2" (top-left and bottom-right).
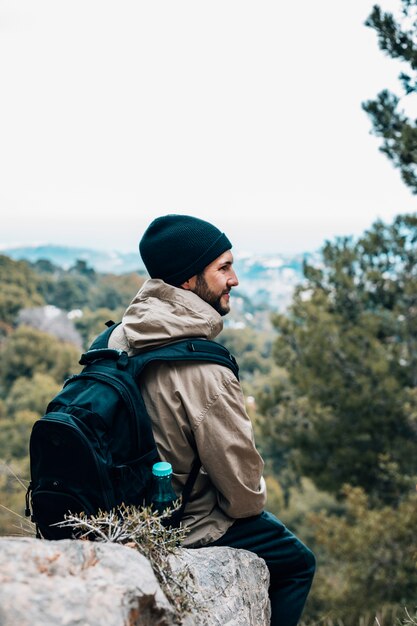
[
  {"x1": 5, "y1": 373, "x2": 60, "y2": 418},
  {"x1": 255, "y1": 367, "x2": 307, "y2": 502},
  {"x1": 56, "y1": 505, "x2": 199, "y2": 623},
  {"x1": 220, "y1": 327, "x2": 273, "y2": 380},
  {"x1": 303, "y1": 486, "x2": 417, "y2": 626},
  {"x1": 47, "y1": 274, "x2": 92, "y2": 311},
  {"x1": 0, "y1": 326, "x2": 80, "y2": 392},
  {"x1": 0, "y1": 255, "x2": 44, "y2": 325},
  {"x1": 363, "y1": 0, "x2": 417, "y2": 192},
  {"x1": 33, "y1": 258, "x2": 96, "y2": 310},
  {"x1": 34, "y1": 258, "x2": 144, "y2": 314},
  {"x1": 92, "y1": 272, "x2": 144, "y2": 311},
  {"x1": 271, "y1": 477, "x2": 342, "y2": 546},
  {"x1": 267, "y1": 215, "x2": 417, "y2": 504},
  {"x1": 0, "y1": 411, "x2": 38, "y2": 460}
]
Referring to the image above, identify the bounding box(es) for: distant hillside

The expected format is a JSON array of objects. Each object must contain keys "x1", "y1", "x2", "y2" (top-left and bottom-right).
[
  {"x1": 1, "y1": 244, "x2": 317, "y2": 312},
  {"x1": 1, "y1": 245, "x2": 143, "y2": 275}
]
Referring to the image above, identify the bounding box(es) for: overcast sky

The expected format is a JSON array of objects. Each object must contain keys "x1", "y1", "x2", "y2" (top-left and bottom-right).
[{"x1": 1, "y1": 0, "x2": 416, "y2": 255}]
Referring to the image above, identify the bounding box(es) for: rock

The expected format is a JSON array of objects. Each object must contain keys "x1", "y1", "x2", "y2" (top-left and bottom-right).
[
  {"x1": 173, "y1": 547, "x2": 271, "y2": 625},
  {"x1": 0, "y1": 537, "x2": 270, "y2": 625},
  {"x1": 0, "y1": 537, "x2": 175, "y2": 626}
]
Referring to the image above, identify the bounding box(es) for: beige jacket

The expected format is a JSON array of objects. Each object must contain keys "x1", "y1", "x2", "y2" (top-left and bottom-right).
[{"x1": 108, "y1": 279, "x2": 266, "y2": 547}]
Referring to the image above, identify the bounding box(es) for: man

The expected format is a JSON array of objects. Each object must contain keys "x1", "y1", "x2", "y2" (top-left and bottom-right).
[{"x1": 109, "y1": 214, "x2": 315, "y2": 626}]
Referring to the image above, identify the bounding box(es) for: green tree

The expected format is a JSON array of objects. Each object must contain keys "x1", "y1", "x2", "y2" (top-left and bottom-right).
[
  {"x1": 69, "y1": 259, "x2": 97, "y2": 279},
  {"x1": 31, "y1": 258, "x2": 60, "y2": 274},
  {"x1": 5, "y1": 373, "x2": 60, "y2": 418},
  {"x1": 33, "y1": 258, "x2": 96, "y2": 311},
  {"x1": 0, "y1": 411, "x2": 37, "y2": 460},
  {"x1": 34, "y1": 258, "x2": 144, "y2": 315},
  {"x1": 0, "y1": 256, "x2": 44, "y2": 325},
  {"x1": 0, "y1": 326, "x2": 80, "y2": 393},
  {"x1": 49, "y1": 275, "x2": 92, "y2": 311},
  {"x1": 304, "y1": 486, "x2": 417, "y2": 625},
  {"x1": 219, "y1": 327, "x2": 273, "y2": 380},
  {"x1": 267, "y1": 215, "x2": 417, "y2": 504},
  {"x1": 91, "y1": 272, "x2": 144, "y2": 311},
  {"x1": 363, "y1": 0, "x2": 417, "y2": 192}
]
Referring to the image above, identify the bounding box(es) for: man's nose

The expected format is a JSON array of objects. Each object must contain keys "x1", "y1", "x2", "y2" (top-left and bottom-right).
[{"x1": 228, "y1": 270, "x2": 239, "y2": 287}]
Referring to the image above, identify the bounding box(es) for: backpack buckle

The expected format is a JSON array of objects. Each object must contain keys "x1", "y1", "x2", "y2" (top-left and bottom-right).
[{"x1": 116, "y1": 352, "x2": 129, "y2": 369}]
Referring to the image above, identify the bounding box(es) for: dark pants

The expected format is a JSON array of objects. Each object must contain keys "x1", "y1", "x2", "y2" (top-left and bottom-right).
[{"x1": 205, "y1": 511, "x2": 316, "y2": 626}]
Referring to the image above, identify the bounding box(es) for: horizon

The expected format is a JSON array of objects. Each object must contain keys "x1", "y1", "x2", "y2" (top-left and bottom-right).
[
  {"x1": 0, "y1": 238, "x2": 317, "y2": 258},
  {"x1": 2, "y1": 207, "x2": 416, "y2": 258}
]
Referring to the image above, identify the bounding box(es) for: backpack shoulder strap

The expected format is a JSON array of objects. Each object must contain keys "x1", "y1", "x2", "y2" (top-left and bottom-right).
[
  {"x1": 129, "y1": 338, "x2": 240, "y2": 380},
  {"x1": 81, "y1": 324, "x2": 239, "y2": 380}
]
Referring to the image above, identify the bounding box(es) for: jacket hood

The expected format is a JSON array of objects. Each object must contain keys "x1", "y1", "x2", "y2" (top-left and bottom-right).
[{"x1": 122, "y1": 279, "x2": 224, "y2": 350}]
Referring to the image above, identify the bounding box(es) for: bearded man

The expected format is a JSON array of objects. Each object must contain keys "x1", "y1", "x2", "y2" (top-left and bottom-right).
[{"x1": 109, "y1": 214, "x2": 315, "y2": 626}]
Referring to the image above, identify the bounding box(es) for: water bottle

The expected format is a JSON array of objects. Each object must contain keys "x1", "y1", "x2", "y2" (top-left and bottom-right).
[{"x1": 151, "y1": 461, "x2": 177, "y2": 515}]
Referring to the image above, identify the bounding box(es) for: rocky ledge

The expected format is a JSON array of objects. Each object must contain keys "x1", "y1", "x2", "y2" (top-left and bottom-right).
[{"x1": 0, "y1": 537, "x2": 270, "y2": 625}]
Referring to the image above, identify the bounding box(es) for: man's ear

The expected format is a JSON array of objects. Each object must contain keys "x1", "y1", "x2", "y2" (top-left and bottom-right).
[{"x1": 181, "y1": 276, "x2": 196, "y2": 290}]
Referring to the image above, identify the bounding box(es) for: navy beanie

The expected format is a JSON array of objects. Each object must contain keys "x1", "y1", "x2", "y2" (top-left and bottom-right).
[{"x1": 139, "y1": 215, "x2": 232, "y2": 286}]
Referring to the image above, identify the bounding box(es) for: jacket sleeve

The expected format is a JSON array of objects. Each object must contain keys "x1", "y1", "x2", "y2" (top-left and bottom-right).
[{"x1": 192, "y1": 371, "x2": 267, "y2": 519}]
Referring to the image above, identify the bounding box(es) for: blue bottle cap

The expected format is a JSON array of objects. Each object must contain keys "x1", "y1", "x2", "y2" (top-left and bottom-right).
[{"x1": 152, "y1": 461, "x2": 173, "y2": 477}]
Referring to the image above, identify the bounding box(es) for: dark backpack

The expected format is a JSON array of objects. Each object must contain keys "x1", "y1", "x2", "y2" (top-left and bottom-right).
[{"x1": 25, "y1": 322, "x2": 239, "y2": 539}]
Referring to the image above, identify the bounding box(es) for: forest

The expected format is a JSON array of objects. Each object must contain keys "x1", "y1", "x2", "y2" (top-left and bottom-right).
[{"x1": 2, "y1": 0, "x2": 417, "y2": 623}]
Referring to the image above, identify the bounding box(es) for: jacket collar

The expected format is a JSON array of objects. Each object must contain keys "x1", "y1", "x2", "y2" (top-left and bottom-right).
[{"x1": 122, "y1": 279, "x2": 224, "y2": 351}]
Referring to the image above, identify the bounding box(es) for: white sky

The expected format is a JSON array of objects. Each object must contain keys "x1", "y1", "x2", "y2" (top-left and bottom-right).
[{"x1": 1, "y1": 0, "x2": 416, "y2": 254}]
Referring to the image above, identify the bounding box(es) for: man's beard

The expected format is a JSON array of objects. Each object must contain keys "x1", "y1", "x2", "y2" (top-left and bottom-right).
[{"x1": 193, "y1": 273, "x2": 230, "y2": 316}]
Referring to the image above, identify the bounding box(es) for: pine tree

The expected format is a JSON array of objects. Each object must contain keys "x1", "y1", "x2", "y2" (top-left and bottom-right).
[
  {"x1": 363, "y1": 0, "x2": 417, "y2": 192},
  {"x1": 265, "y1": 215, "x2": 417, "y2": 505}
]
